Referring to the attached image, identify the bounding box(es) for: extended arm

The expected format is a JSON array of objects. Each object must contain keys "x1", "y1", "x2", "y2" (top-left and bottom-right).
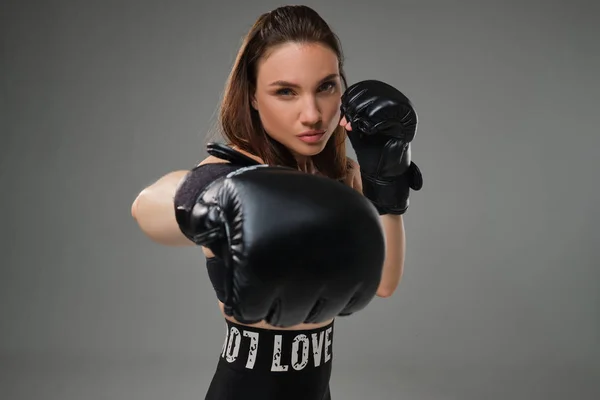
[
  {"x1": 130, "y1": 146, "x2": 255, "y2": 247},
  {"x1": 137, "y1": 143, "x2": 386, "y2": 327}
]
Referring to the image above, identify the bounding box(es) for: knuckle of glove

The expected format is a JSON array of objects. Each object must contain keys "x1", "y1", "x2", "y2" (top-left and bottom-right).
[{"x1": 342, "y1": 80, "x2": 417, "y2": 141}]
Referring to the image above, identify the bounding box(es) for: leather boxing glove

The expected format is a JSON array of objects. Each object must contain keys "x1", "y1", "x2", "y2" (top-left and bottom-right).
[
  {"x1": 341, "y1": 80, "x2": 423, "y2": 215},
  {"x1": 174, "y1": 144, "x2": 386, "y2": 328}
]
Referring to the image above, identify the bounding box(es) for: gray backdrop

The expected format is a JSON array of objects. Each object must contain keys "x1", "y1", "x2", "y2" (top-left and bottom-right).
[{"x1": 2, "y1": 0, "x2": 599, "y2": 399}]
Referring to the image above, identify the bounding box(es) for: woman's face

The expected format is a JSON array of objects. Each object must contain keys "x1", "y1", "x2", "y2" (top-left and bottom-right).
[{"x1": 252, "y1": 42, "x2": 343, "y2": 158}]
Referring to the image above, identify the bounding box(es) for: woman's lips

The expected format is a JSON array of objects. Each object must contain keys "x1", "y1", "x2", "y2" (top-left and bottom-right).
[{"x1": 297, "y1": 130, "x2": 325, "y2": 143}]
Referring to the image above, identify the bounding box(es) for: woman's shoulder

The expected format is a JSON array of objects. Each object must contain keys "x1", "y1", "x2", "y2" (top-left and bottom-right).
[{"x1": 196, "y1": 144, "x2": 264, "y2": 167}]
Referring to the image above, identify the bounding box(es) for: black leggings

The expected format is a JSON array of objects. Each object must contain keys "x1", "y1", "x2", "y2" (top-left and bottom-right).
[{"x1": 205, "y1": 318, "x2": 334, "y2": 400}]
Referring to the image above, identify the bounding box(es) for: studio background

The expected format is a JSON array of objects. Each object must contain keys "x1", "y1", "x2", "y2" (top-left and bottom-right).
[{"x1": 2, "y1": 0, "x2": 599, "y2": 399}]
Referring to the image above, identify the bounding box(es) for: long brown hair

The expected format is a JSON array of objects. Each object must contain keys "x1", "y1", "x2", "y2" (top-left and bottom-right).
[{"x1": 216, "y1": 5, "x2": 349, "y2": 181}]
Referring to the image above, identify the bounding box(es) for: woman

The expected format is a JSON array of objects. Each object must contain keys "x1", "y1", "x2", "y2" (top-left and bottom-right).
[{"x1": 131, "y1": 5, "x2": 421, "y2": 399}]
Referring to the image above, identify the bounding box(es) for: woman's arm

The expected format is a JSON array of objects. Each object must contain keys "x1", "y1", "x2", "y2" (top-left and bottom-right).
[
  {"x1": 348, "y1": 158, "x2": 405, "y2": 298},
  {"x1": 131, "y1": 149, "x2": 262, "y2": 249},
  {"x1": 376, "y1": 214, "x2": 405, "y2": 297}
]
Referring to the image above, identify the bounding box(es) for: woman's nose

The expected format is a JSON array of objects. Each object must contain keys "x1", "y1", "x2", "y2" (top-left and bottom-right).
[{"x1": 299, "y1": 97, "x2": 322, "y2": 125}]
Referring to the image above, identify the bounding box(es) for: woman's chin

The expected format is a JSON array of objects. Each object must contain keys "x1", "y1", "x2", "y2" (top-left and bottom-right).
[{"x1": 291, "y1": 142, "x2": 327, "y2": 157}]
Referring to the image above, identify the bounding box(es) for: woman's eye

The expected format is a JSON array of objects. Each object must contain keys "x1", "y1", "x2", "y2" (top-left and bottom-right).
[
  {"x1": 319, "y1": 81, "x2": 336, "y2": 92},
  {"x1": 276, "y1": 88, "x2": 294, "y2": 96},
  {"x1": 275, "y1": 82, "x2": 336, "y2": 97}
]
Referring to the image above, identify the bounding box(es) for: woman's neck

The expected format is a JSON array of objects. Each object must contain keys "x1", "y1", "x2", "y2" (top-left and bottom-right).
[{"x1": 295, "y1": 155, "x2": 317, "y2": 174}]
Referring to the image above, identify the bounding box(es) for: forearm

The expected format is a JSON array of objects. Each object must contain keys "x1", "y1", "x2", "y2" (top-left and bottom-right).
[
  {"x1": 131, "y1": 170, "x2": 195, "y2": 247},
  {"x1": 376, "y1": 214, "x2": 406, "y2": 297}
]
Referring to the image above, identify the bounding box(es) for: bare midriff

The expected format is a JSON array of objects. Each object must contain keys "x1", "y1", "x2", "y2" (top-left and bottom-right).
[{"x1": 218, "y1": 301, "x2": 334, "y2": 331}]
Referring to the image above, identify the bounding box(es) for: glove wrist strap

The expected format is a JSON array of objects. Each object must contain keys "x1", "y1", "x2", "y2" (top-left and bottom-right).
[
  {"x1": 361, "y1": 162, "x2": 422, "y2": 215},
  {"x1": 361, "y1": 173, "x2": 409, "y2": 215}
]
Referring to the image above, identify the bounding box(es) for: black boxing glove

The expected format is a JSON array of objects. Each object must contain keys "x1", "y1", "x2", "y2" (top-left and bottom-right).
[
  {"x1": 174, "y1": 144, "x2": 386, "y2": 328},
  {"x1": 341, "y1": 80, "x2": 423, "y2": 215}
]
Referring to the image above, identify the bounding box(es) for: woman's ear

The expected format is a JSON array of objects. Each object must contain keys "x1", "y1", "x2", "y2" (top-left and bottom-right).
[{"x1": 249, "y1": 86, "x2": 258, "y2": 110}]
